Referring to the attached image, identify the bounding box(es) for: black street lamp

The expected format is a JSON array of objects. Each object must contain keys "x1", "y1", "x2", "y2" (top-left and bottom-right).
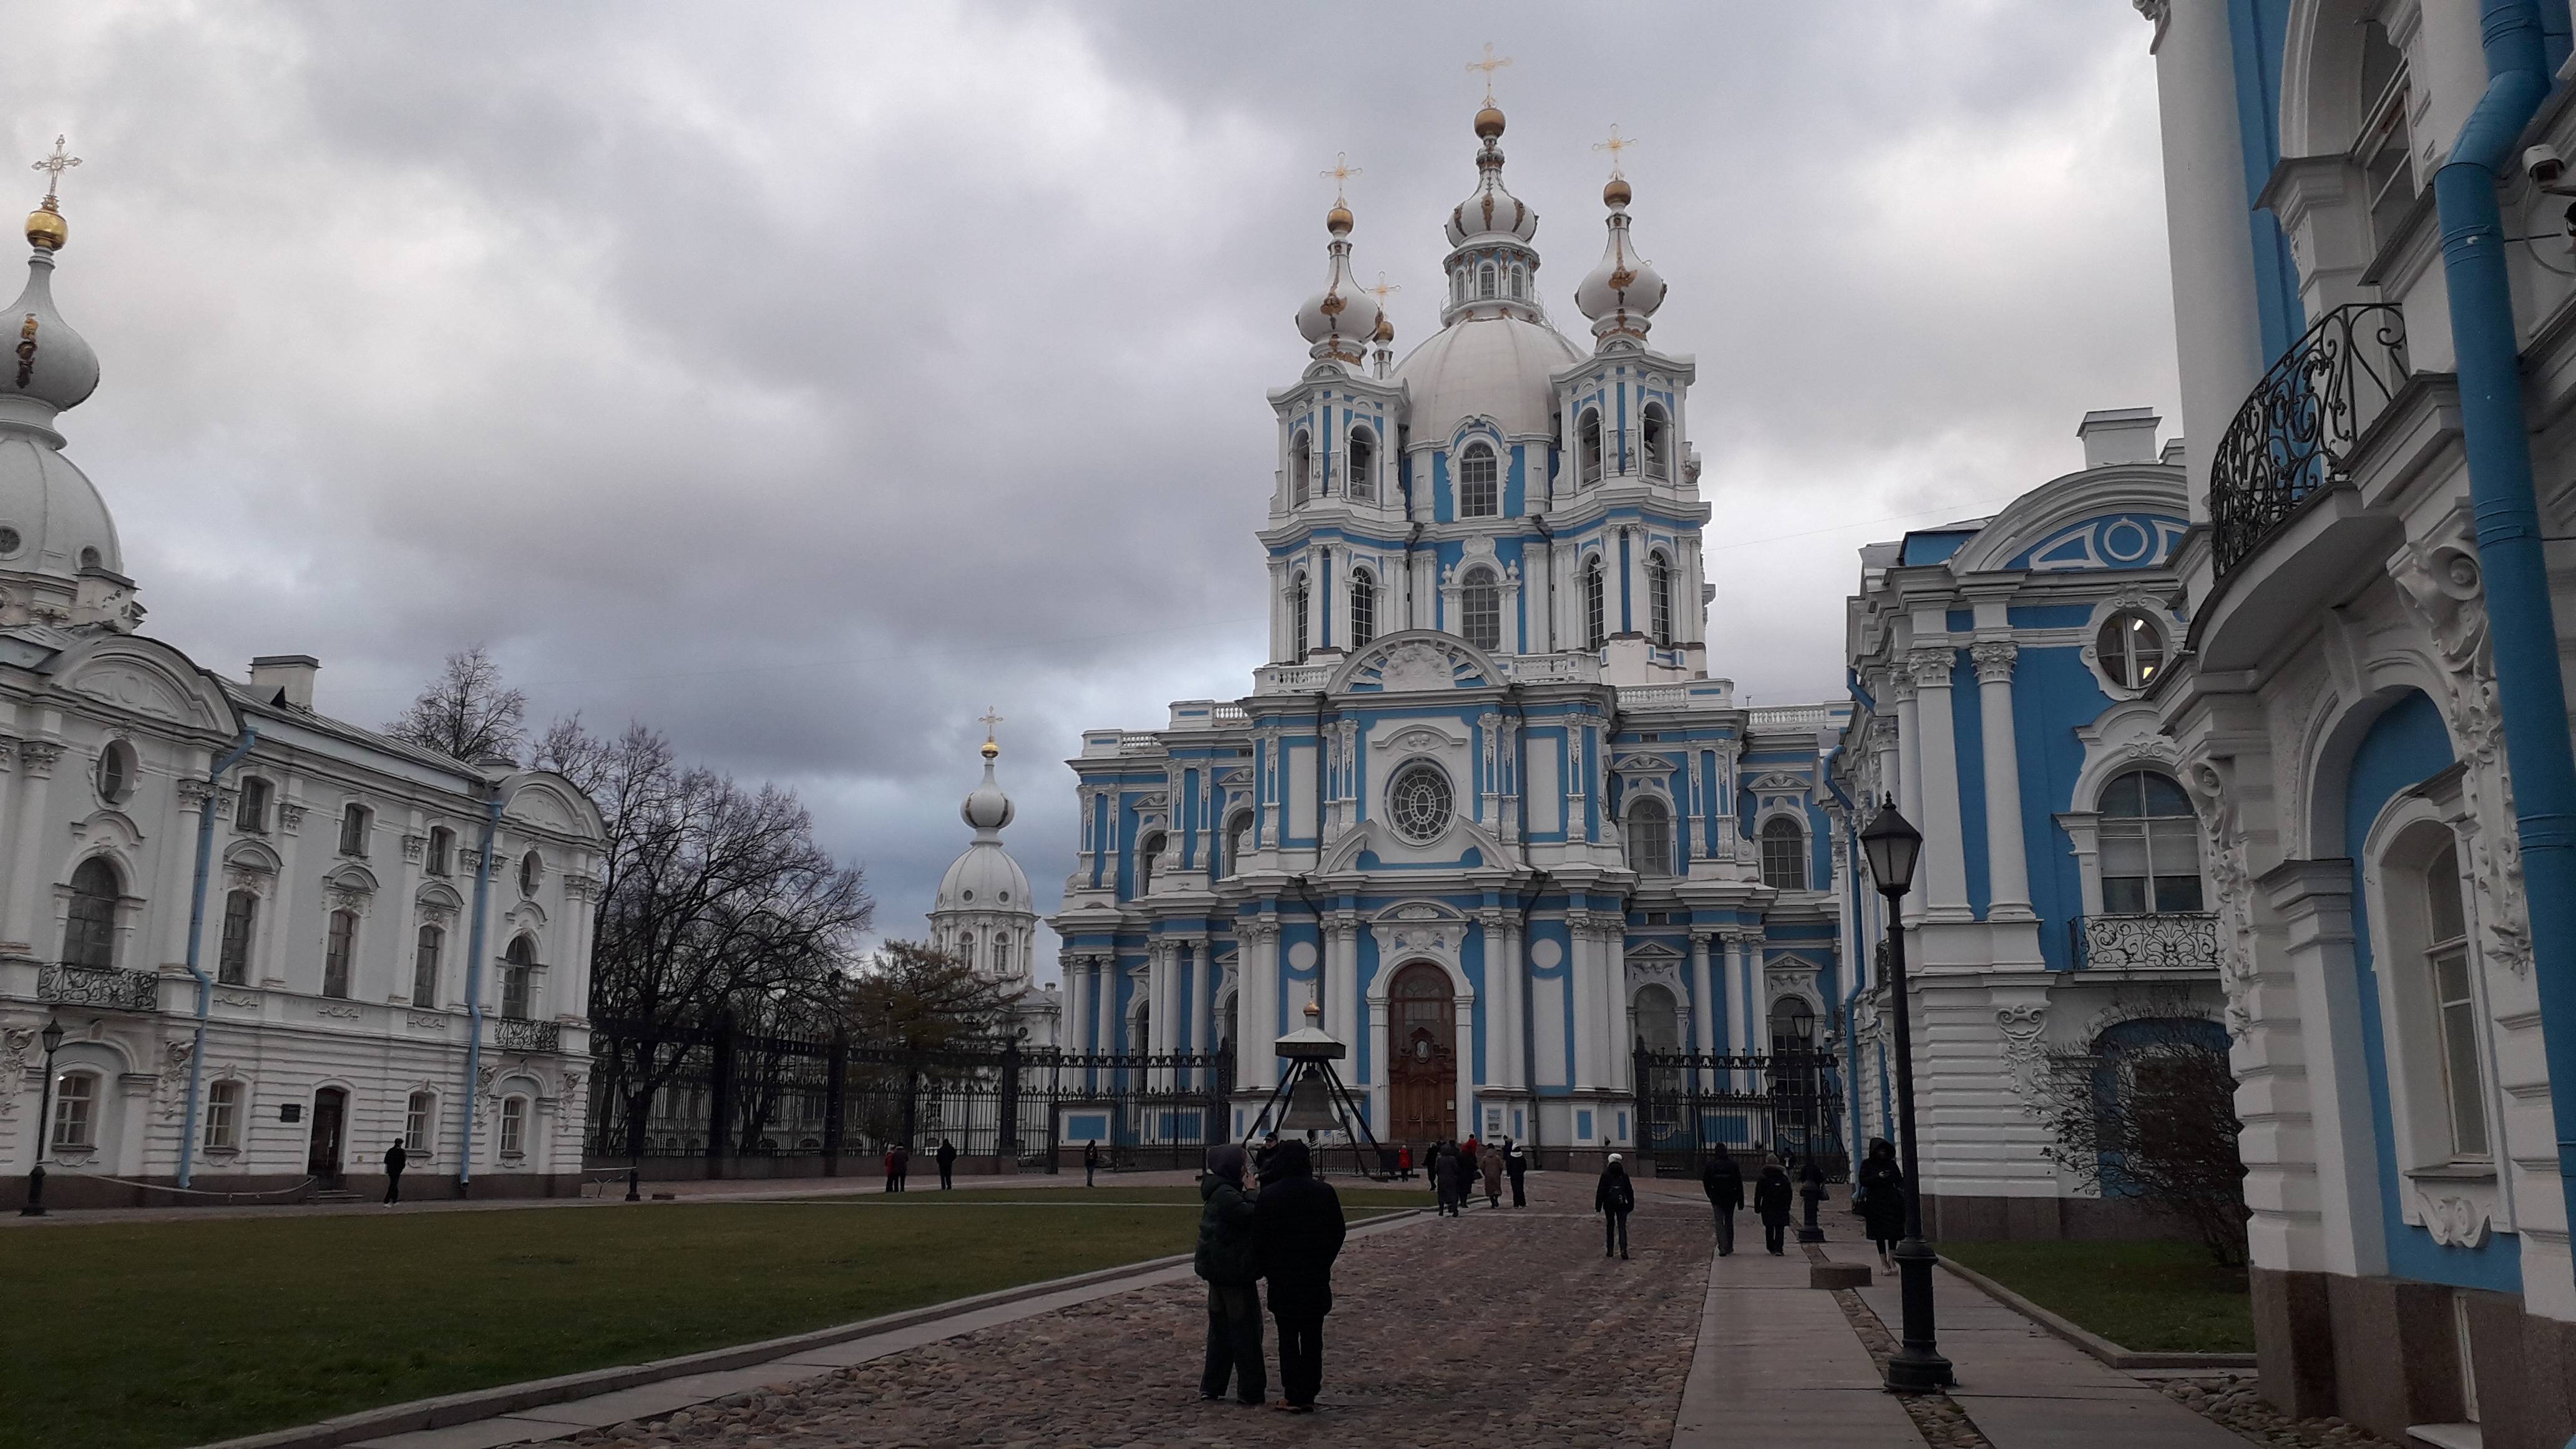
[
  {"x1": 1788, "y1": 1005, "x2": 1825, "y2": 1244},
  {"x1": 1858, "y1": 797, "x2": 1953, "y2": 1393},
  {"x1": 21, "y1": 1017, "x2": 65, "y2": 1217}
]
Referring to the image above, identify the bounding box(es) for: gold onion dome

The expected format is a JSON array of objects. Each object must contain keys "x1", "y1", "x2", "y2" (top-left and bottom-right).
[
  {"x1": 1325, "y1": 203, "x2": 1354, "y2": 235},
  {"x1": 1603, "y1": 176, "x2": 1631, "y2": 208},
  {"x1": 1372, "y1": 312, "x2": 1394, "y2": 344},
  {"x1": 1475, "y1": 105, "x2": 1506, "y2": 140},
  {"x1": 980, "y1": 737, "x2": 1000, "y2": 760},
  {"x1": 25, "y1": 199, "x2": 64, "y2": 252}
]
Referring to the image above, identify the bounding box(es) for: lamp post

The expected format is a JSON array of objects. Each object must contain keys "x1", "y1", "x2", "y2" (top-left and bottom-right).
[
  {"x1": 21, "y1": 1018, "x2": 65, "y2": 1217},
  {"x1": 1859, "y1": 797, "x2": 1953, "y2": 1393},
  {"x1": 1790, "y1": 1004, "x2": 1825, "y2": 1244}
]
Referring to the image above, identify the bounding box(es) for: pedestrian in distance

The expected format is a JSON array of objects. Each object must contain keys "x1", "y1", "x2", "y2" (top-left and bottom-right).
[
  {"x1": 1085, "y1": 1139, "x2": 1100, "y2": 1188},
  {"x1": 381, "y1": 1138, "x2": 407, "y2": 1205},
  {"x1": 1194, "y1": 1143, "x2": 1266, "y2": 1407},
  {"x1": 1754, "y1": 1154, "x2": 1794, "y2": 1256},
  {"x1": 1252, "y1": 1139, "x2": 1345, "y2": 1413},
  {"x1": 1504, "y1": 1137, "x2": 1527, "y2": 1207},
  {"x1": 892, "y1": 1142, "x2": 911, "y2": 1193},
  {"x1": 1478, "y1": 1139, "x2": 1504, "y2": 1208},
  {"x1": 1700, "y1": 1142, "x2": 1742, "y2": 1256},
  {"x1": 1442, "y1": 1141, "x2": 1473, "y2": 1217},
  {"x1": 1396, "y1": 1143, "x2": 1413, "y2": 1180},
  {"x1": 1595, "y1": 1153, "x2": 1636, "y2": 1259},
  {"x1": 882, "y1": 1144, "x2": 900, "y2": 1194},
  {"x1": 936, "y1": 1137, "x2": 958, "y2": 1191},
  {"x1": 1429, "y1": 1141, "x2": 1454, "y2": 1216},
  {"x1": 1855, "y1": 1138, "x2": 1908, "y2": 1273}
]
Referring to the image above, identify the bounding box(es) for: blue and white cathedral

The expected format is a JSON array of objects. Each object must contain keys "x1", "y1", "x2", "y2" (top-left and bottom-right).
[{"x1": 1048, "y1": 104, "x2": 1847, "y2": 1166}]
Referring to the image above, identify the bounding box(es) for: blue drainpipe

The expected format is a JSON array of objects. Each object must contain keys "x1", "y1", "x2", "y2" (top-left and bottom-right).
[
  {"x1": 2436, "y1": 0, "x2": 2576, "y2": 1310},
  {"x1": 175, "y1": 724, "x2": 258, "y2": 1189}
]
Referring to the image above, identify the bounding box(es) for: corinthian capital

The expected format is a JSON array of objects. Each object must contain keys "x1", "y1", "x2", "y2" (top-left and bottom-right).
[
  {"x1": 1904, "y1": 648, "x2": 1955, "y2": 690},
  {"x1": 1969, "y1": 640, "x2": 2019, "y2": 684}
]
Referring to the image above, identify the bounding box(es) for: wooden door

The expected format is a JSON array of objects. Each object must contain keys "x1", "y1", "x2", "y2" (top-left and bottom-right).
[{"x1": 1386, "y1": 963, "x2": 1455, "y2": 1144}]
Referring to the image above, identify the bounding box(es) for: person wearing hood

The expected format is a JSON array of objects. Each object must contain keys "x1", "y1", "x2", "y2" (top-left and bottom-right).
[
  {"x1": 1855, "y1": 1138, "x2": 1908, "y2": 1273},
  {"x1": 1503, "y1": 1138, "x2": 1528, "y2": 1208},
  {"x1": 1252, "y1": 1139, "x2": 1345, "y2": 1413},
  {"x1": 1194, "y1": 1143, "x2": 1265, "y2": 1405},
  {"x1": 1478, "y1": 1139, "x2": 1504, "y2": 1208},
  {"x1": 1594, "y1": 1153, "x2": 1636, "y2": 1259},
  {"x1": 1754, "y1": 1154, "x2": 1795, "y2": 1256},
  {"x1": 1700, "y1": 1143, "x2": 1744, "y2": 1256}
]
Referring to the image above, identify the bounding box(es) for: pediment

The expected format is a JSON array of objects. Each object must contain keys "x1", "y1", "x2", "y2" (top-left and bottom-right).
[
  {"x1": 1330, "y1": 630, "x2": 1501, "y2": 695},
  {"x1": 1611, "y1": 753, "x2": 1677, "y2": 776},
  {"x1": 1749, "y1": 773, "x2": 1808, "y2": 794}
]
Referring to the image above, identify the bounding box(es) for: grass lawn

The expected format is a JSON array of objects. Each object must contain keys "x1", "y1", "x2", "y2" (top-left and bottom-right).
[
  {"x1": 0, "y1": 1189, "x2": 1411, "y2": 1449},
  {"x1": 1940, "y1": 1239, "x2": 2254, "y2": 1354}
]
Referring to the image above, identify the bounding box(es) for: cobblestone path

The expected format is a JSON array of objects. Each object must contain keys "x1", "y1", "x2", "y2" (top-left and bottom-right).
[{"x1": 569, "y1": 1174, "x2": 1704, "y2": 1448}]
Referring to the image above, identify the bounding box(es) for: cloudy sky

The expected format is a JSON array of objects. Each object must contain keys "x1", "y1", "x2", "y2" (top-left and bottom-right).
[{"x1": 5, "y1": 2, "x2": 2180, "y2": 971}]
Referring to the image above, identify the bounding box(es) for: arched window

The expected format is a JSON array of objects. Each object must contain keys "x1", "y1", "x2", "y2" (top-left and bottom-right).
[
  {"x1": 1290, "y1": 430, "x2": 1312, "y2": 506},
  {"x1": 1508, "y1": 266, "x2": 1525, "y2": 300},
  {"x1": 2418, "y1": 838, "x2": 2489, "y2": 1159},
  {"x1": 1583, "y1": 557, "x2": 1607, "y2": 650},
  {"x1": 62, "y1": 857, "x2": 120, "y2": 968},
  {"x1": 1642, "y1": 404, "x2": 1671, "y2": 479},
  {"x1": 1634, "y1": 984, "x2": 1681, "y2": 1051},
  {"x1": 2099, "y1": 769, "x2": 2202, "y2": 912},
  {"x1": 1460, "y1": 565, "x2": 1501, "y2": 651},
  {"x1": 1347, "y1": 427, "x2": 1375, "y2": 502},
  {"x1": 1647, "y1": 551, "x2": 1674, "y2": 647},
  {"x1": 518, "y1": 850, "x2": 543, "y2": 896},
  {"x1": 1131, "y1": 1002, "x2": 1151, "y2": 1053},
  {"x1": 94, "y1": 739, "x2": 135, "y2": 804},
  {"x1": 2097, "y1": 610, "x2": 2167, "y2": 690},
  {"x1": 1349, "y1": 569, "x2": 1377, "y2": 650},
  {"x1": 235, "y1": 777, "x2": 271, "y2": 833},
  {"x1": 499, "y1": 1096, "x2": 528, "y2": 1156},
  {"x1": 412, "y1": 923, "x2": 443, "y2": 1006},
  {"x1": 502, "y1": 935, "x2": 535, "y2": 1020},
  {"x1": 1760, "y1": 816, "x2": 1808, "y2": 890},
  {"x1": 338, "y1": 803, "x2": 370, "y2": 857},
  {"x1": 1136, "y1": 831, "x2": 1166, "y2": 898},
  {"x1": 218, "y1": 889, "x2": 257, "y2": 987},
  {"x1": 1458, "y1": 443, "x2": 1498, "y2": 518},
  {"x1": 1769, "y1": 996, "x2": 1817, "y2": 1056},
  {"x1": 426, "y1": 826, "x2": 454, "y2": 877},
  {"x1": 1478, "y1": 261, "x2": 1497, "y2": 298},
  {"x1": 1291, "y1": 572, "x2": 1310, "y2": 661},
  {"x1": 1224, "y1": 812, "x2": 1252, "y2": 879},
  {"x1": 1579, "y1": 409, "x2": 1604, "y2": 486},
  {"x1": 993, "y1": 935, "x2": 1012, "y2": 976},
  {"x1": 1626, "y1": 796, "x2": 1672, "y2": 877},
  {"x1": 51, "y1": 1070, "x2": 97, "y2": 1151},
  {"x1": 323, "y1": 909, "x2": 358, "y2": 998}
]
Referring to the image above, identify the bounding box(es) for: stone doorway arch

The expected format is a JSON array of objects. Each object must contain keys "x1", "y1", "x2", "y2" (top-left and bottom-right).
[{"x1": 1386, "y1": 961, "x2": 1456, "y2": 1146}]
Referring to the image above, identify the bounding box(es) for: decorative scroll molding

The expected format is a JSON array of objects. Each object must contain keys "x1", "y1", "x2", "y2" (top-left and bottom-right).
[
  {"x1": 2419, "y1": 1191, "x2": 2491, "y2": 1248},
  {"x1": 2181, "y1": 758, "x2": 2256, "y2": 1037},
  {"x1": 1996, "y1": 1002, "x2": 2049, "y2": 1105}
]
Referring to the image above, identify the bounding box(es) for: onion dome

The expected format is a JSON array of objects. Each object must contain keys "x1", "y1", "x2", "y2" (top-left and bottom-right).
[
  {"x1": 1444, "y1": 107, "x2": 1537, "y2": 246},
  {"x1": 960, "y1": 738, "x2": 1015, "y2": 834},
  {"x1": 1294, "y1": 203, "x2": 1381, "y2": 368},
  {"x1": 936, "y1": 730, "x2": 1032, "y2": 919},
  {"x1": 4, "y1": 213, "x2": 98, "y2": 417},
  {"x1": 0, "y1": 177, "x2": 122, "y2": 620},
  {"x1": 1575, "y1": 175, "x2": 1666, "y2": 347}
]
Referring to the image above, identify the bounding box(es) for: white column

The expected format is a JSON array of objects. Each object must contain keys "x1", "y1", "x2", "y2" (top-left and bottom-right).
[
  {"x1": 1971, "y1": 641, "x2": 2034, "y2": 920},
  {"x1": 1568, "y1": 912, "x2": 1602, "y2": 1091},
  {"x1": 1905, "y1": 646, "x2": 1972, "y2": 921},
  {"x1": 1096, "y1": 957, "x2": 1116, "y2": 1055},
  {"x1": 1328, "y1": 916, "x2": 1359, "y2": 1050},
  {"x1": 1238, "y1": 926, "x2": 1279, "y2": 1093},
  {"x1": 2150, "y1": 0, "x2": 2266, "y2": 519},
  {"x1": 1487, "y1": 912, "x2": 1525, "y2": 1092},
  {"x1": 4, "y1": 741, "x2": 61, "y2": 954},
  {"x1": 1189, "y1": 939, "x2": 1211, "y2": 1054},
  {"x1": 1727, "y1": 934, "x2": 1755, "y2": 1055},
  {"x1": 1454, "y1": 986, "x2": 1477, "y2": 1139},
  {"x1": 1689, "y1": 933, "x2": 1716, "y2": 1056},
  {"x1": 163, "y1": 773, "x2": 214, "y2": 970},
  {"x1": 1603, "y1": 929, "x2": 1630, "y2": 1103}
]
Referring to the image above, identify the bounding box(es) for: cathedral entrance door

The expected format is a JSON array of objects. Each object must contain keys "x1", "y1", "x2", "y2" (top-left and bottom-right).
[
  {"x1": 306, "y1": 1086, "x2": 346, "y2": 1188},
  {"x1": 1387, "y1": 962, "x2": 1455, "y2": 1144}
]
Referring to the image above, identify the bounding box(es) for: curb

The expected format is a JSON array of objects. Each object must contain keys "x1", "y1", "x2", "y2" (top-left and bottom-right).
[
  {"x1": 1937, "y1": 1257, "x2": 2258, "y2": 1372},
  {"x1": 195, "y1": 1206, "x2": 1428, "y2": 1449}
]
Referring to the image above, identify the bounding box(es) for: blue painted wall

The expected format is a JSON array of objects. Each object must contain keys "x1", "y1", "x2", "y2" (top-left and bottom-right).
[{"x1": 2016, "y1": 645, "x2": 2112, "y2": 972}]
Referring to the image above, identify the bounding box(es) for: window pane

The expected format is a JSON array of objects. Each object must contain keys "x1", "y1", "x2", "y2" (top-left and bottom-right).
[
  {"x1": 219, "y1": 891, "x2": 256, "y2": 986},
  {"x1": 2435, "y1": 949, "x2": 2489, "y2": 1157},
  {"x1": 2426, "y1": 844, "x2": 2466, "y2": 943},
  {"x1": 2152, "y1": 875, "x2": 2205, "y2": 912},
  {"x1": 2102, "y1": 877, "x2": 2150, "y2": 914}
]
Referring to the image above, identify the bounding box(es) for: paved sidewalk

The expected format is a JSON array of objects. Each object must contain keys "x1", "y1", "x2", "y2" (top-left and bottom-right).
[{"x1": 1671, "y1": 1237, "x2": 1920, "y2": 1448}]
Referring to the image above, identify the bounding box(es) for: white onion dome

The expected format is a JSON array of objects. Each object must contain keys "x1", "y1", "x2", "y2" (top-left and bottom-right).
[
  {"x1": 1294, "y1": 204, "x2": 1381, "y2": 368},
  {"x1": 1445, "y1": 109, "x2": 1537, "y2": 246},
  {"x1": 0, "y1": 203, "x2": 122, "y2": 600},
  {"x1": 4, "y1": 212, "x2": 99, "y2": 417},
  {"x1": 960, "y1": 741, "x2": 1015, "y2": 834},
  {"x1": 935, "y1": 739, "x2": 1032, "y2": 916},
  {"x1": 1574, "y1": 178, "x2": 1667, "y2": 346},
  {"x1": 1390, "y1": 312, "x2": 1581, "y2": 441}
]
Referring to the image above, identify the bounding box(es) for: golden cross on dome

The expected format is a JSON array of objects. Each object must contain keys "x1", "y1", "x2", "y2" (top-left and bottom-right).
[
  {"x1": 1466, "y1": 43, "x2": 1512, "y2": 105},
  {"x1": 1320, "y1": 152, "x2": 1362, "y2": 206},
  {"x1": 1364, "y1": 272, "x2": 1400, "y2": 304},
  {"x1": 1594, "y1": 125, "x2": 1637, "y2": 180},
  {"x1": 978, "y1": 706, "x2": 1004, "y2": 739},
  {"x1": 30, "y1": 135, "x2": 79, "y2": 204}
]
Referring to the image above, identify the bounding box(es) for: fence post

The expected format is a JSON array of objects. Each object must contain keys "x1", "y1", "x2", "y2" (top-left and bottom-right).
[
  {"x1": 705, "y1": 1017, "x2": 736, "y2": 1178},
  {"x1": 823, "y1": 1028, "x2": 848, "y2": 1178},
  {"x1": 1686, "y1": 1046, "x2": 1705, "y2": 1174},
  {"x1": 901, "y1": 1051, "x2": 920, "y2": 1151},
  {"x1": 999, "y1": 1036, "x2": 1021, "y2": 1161},
  {"x1": 1632, "y1": 1036, "x2": 1650, "y2": 1173}
]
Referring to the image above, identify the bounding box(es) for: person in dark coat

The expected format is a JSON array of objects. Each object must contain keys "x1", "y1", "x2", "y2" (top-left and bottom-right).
[
  {"x1": 1084, "y1": 1139, "x2": 1099, "y2": 1188},
  {"x1": 381, "y1": 1139, "x2": 407, "y2": 1205},
  {"x1": 1699, "y1": 1143, "x2": 1742, "y2": 1255},
  {"x1": 1194, "y1": 1143, "x2": 1265, "y2": 1406},
  {"x1": 1478, "y1": 1141, "x2": 1504, "y2": 1208},
  {"x1": 1855, "y1": 1138, "x2": 1908, "y2": 1272},
  {"x1": 1252, "y1": 1140, "x2": 1344, "y2": 1412},
  {"x1": 1753, "y1": 1155, "x2": 1794, "y2": 1255},
  {"x1": 935, "y1": 1138, "x2": 958, "y2": 1191},
  {"x1": 1503, "y1": 1138, "x2": 1527, "y2": 1207},
  {"x1": 882, "y1": 1145, "x2": 900, "y2": 1194},
  {"x1": 1594, "y1": 1153, "x2": 1636, "y2": 1259},
  {"x1": 1445, "y1": 1142, "x2": 1476, "y2": 1216},
  {"x1": 1430, "y1": 1141, "x2": 1457, "y2": 1216},
  {"x1": 892, "y1": 1143, "x2": 910, "y2": 1192}
]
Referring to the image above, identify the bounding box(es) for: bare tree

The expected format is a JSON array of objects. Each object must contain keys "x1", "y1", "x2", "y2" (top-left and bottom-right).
[
  {"x1": 846, "y1": 939, "x2": 1013, "y2": 1052},
  {"x1": 384, "y1": 645, "x2": 529, "y2": 762},
  {"x1": 2038, "y1": 1007, "x2": 2250, "y2": 1269}
]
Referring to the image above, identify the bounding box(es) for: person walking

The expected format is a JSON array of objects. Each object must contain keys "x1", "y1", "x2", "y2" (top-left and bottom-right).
[
  {"x1": 1699, "y1": 1142, "x2": 1742, "y2": 1256},
  {"x1": 1504, "y1": 1138, "x2": 1527, "y2": 1208},
  {"x1": 1085, "y1": 1139, "x2": 1099, "y2": 1188},
  {"x1": 1478, "y1": 1139, "x2": 1504, "y2": 1208},
  {"x1": 1444, "y1": 1141, "x2": 1475, "y2": 1217},
  {"x1": 935, "y1": 1138, "x2": 958, "y2": 1191},
  {"x1": 882, "y1": 1144, "x2": 900, "y2": 1194},
  {"x1": 892, "y1": 1142, "x2": 911, "y2": 1193},
  {"x1": 1252, "y1": 1140, "x2": 1345, "y2": 1413},
  {"x1": 1595, "y1": 1153, "x2": 1635, "y2": 1259},
  {"x1": 1754, "y1": 1154, "x2": 1794, "y2": 1256},
  {"x1": 1195, "y1": 1143, "x2": 1266, "y2": 1407},
  {"x1": 1855, "y1": 1138, "x2": 1908, "y2": 1273},
  {"x1": 381, "y1": 1138, "x2": 407, "y2": 1205},
  {"x1": 1429, "y1": 1141, "x2": 1455, "y2": 1216}
]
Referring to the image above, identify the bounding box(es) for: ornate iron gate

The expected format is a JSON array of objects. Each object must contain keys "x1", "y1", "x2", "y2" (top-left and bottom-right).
[{"x1": 1631, "y1": 1044, "x2": 1847, "y2": 1181}]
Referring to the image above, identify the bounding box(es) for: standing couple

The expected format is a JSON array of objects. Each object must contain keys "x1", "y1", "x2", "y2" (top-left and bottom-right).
[{"x1": 1196, "y1": 1139, "x2": 1347, "y2": 1413}]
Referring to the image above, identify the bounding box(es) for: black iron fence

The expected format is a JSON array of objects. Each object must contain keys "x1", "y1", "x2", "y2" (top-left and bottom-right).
[
  {"x1": 1631, "y1": 1044, "x2": 1846, "y2": 1181},
  {"x1": 585, "y1": 1016, "x2": 1233, "y2": 1174},
  {"x1": 2210, "y1": 301, "x2": 2409, "y2": 578}
]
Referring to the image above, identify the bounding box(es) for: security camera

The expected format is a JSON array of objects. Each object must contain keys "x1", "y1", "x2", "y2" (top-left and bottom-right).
[{"x1": 2529, "y1": 144, "x2": 2569, "y2": 188}]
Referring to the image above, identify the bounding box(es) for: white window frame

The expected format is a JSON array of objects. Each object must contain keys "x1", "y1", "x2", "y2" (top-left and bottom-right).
[
  {"x1": 1458, "y1": 443, "x2": 1499, "y2": 519},
  {"x1": 2362, "y1": 786, "x2": 2504, "y2": 1190},
  {"x1": 204, "y1": 1078, "x2": 242, "y2": 1151},
  {"x1": 405, "y1": 1091, "x2": 436, "y2": 1154},
  {"x1": 51, "y1": 1070, "x2": 98, "y2": 1151},
  {"x1": 1759, "y1": 812, "x2": 1809, "y2": 890},
  {"x1": 1459, "y1": 566, "x2": 1501, "y2": 651},
  {"x1": 499, "y1": 1095, "x2": 528, "y2": 1158}
]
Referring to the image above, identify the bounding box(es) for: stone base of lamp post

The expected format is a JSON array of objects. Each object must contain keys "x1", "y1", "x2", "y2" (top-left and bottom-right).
[
  {"x1": 1883, "y1": 1234, "x2": 1954, "y2": 1392},
  {"x1": 18, "y1": 1163, "x2": 45, "y2": 1216}
]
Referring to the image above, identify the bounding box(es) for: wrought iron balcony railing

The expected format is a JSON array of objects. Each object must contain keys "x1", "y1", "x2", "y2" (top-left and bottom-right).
[
  {"x1": 2210, "y1": 301, "x2": 2409, "y2": 578},
  {"x1": 493, "y1": 1018, "x2": 562, "y2": 1053},
  {"x1": 37, "y1": 962, "x2": 162, "y2": 1011},
  {"x1": 2073, "y1": 912, "x2": 2222, "y2": 972}
]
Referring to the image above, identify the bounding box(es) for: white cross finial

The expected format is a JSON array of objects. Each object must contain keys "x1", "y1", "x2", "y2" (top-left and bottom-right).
[
  {"x1": 31, "y1": 135, "x2": 79, "y2": 204},
  {"x1": 978, "y1": 706, "x2": 1004, "y2": 740},
  {"x1": 1320, "y1": 152, "x2": 1362, "y2": 207},
  {"x1": 1364, "y1": 271, "x2": 1400, "y2": 304},
  {"x1": 1466, "y1": 43, "x2": 1512, "y2": 107},
  {"x1": 1594, "y1": 125, "x2": 1637, "y2": 180}
]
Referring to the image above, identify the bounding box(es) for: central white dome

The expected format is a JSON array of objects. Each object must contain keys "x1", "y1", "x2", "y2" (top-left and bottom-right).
[{"x1": 1392, "y1": 311, "x2": 1581, "y2": 442}]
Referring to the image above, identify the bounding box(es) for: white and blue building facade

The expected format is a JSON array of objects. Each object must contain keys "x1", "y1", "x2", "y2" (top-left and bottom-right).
[
  {"x1": 2142, "y1": 0, "x2": 2576, "y2": 1439},
  {"x1": 1830, "y1": 409, "x2": 2231, "y2": 1241},
  {"x1": 1047, "y1": 105, "x2": 1847, "y2": 1169}
]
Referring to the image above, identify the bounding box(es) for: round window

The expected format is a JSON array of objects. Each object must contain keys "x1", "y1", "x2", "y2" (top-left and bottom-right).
[
  {"x1": 2097, "y1": 610, "x2": 2167, "y2": 691},
  {"x1": 962, "y1": 888, "x2": 974, "y2": 902},
  {"x1": 0, "y1": 525, "x2": 22, "y2": 555},
  {"x1": 1385, "y1": 762, "x2": 1454, "y2": 844}
]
